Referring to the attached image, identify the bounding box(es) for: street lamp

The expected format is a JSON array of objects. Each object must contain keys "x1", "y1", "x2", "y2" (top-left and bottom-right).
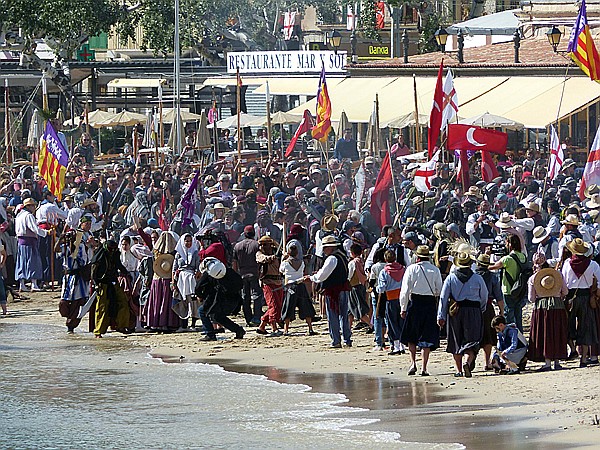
[
  {"x1": 350, "y1": 30, "x2": 358, "y2": 63},
  {"x1": 328, "y1": 30, "x2": 342, "y2": 54},
  {"x1": 402, "y1": 29, "x2": 410, "y2": 64},
  {"x1": 546, "y1": 26, "x2": 563, "y2": 53},
  {"x1": 513, "y1": 30, "x2": 521, "y2": 63},
  {"x1": 435, "y1": 27, "x2": 464, "y2": 63}
]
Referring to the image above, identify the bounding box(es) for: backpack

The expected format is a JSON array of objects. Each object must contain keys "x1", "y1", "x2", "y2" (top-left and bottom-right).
[{"x1": 504, "y1": 253, "x2": 532, "y2": 300}]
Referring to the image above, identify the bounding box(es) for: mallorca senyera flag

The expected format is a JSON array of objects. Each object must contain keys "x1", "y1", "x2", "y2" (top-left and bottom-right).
[
  {"x1": 311, "y1": 67, "x2": 332, "y2": 142},
  {"x1": 38, "y1": 121, "x2": 69, "y2": 200},
  {"x1": 567, "y1": 0, "x2": 600, "y2": 82}
]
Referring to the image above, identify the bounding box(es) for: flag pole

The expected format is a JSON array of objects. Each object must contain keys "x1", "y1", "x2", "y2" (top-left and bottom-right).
[
  {"x1": 265, "y1": 81, "x2": 273, "y2": 159},
  {"x1": 386, "y1": 139, "x2": 400, "y2": 225},
  {"x1": 158, "y1": 83, "x2": 164, "y2": 146},
  {"x1": 4, "y1": 79, "x2": 12, "y2": 165},
  {"x1": 413, "y1": 74, "x2": 421, "y2": 153},
  {"x1": 375, "y1": 93, "x2": 380, "y2": 158}
]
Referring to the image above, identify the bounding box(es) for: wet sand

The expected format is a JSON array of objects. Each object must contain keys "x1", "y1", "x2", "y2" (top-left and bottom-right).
[{"x1": 4, "y1": 291, "x2": 600, "y2": 448}]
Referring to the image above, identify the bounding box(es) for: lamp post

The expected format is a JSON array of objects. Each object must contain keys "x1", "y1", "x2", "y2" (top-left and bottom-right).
[
  {"x1": 513, "y1": 30, "x2": 521, "y2": 63},
  {"x1": 328, "y1": 30, "x2": 342, "y2": 54},
  {"x1": 546, "y1": 25, "x2": 564, "y2": 53},
  {"x1": 434, "y1": 27, "x2": 464, "y2": 63},
  {"x1": 402, "y1": 29, "x2": 409, "y2": 64}
]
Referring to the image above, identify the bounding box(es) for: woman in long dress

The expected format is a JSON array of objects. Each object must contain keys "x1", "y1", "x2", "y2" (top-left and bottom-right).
[{"x1": 173, "y1": 233, "x2": 201, "y2": 328}]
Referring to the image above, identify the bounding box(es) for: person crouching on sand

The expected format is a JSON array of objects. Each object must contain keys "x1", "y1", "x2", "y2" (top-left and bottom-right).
[{"x1": 491, "y1": 315, "x2": 528, "y2": 374}]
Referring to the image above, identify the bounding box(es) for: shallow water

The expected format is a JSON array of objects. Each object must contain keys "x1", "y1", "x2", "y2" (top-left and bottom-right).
[{"x1": 0, "y1": 323, "x2": 464, "y2": 450}]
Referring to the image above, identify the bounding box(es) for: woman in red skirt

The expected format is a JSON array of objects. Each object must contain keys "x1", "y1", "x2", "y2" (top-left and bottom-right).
[{"x1": 527, "y1": 253, "x2": 568, "y2": 371}]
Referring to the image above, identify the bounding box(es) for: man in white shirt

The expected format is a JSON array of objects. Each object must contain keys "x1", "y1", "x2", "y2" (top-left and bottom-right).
[
  {"x1": 15, "y1": 198, "x2": 47, "y2": 292},
  {"x1": 399, "y1": 246, "x2": 442, "y2": 376},
  {"x1": 36, "y1": 190, "x2": 68, "y2": 285}
]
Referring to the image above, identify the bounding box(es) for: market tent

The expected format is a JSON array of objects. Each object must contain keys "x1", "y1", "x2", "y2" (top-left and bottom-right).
[
  {"x1": 458, "y1": 112, "x2": 524, "y2": 130},
  {"x1": 383, "y1": 112, "x2": 430, "y2": 129},
  {"x1": 207, "y1": 113, "x2": 263, "y2": 129}
]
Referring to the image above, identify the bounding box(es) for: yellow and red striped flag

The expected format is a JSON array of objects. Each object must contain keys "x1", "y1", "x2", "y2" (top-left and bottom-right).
[
  {"x1": 567, "y1": 0, "x2": 600, "y2": 82},
  {"x1": 311, "y1": 67, "x2": 332, "y2": 142},
  {"x1": 38, "y1": 121, "x2": 69, "y2": 200}
]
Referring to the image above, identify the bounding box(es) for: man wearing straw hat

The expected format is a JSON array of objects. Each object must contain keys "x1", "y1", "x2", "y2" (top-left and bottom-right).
[
  {"x1": 532, "y1": 226, "x2": 559, "y2": 267},
  {"x1": 306, "y1": 235, "x2": 352, "y2": 348},
  {"x1": 399, "y1": 245, "x2": 442, "y2": 376},
  {"x1": 255, "y1": 235, "x2": 284, "y2": 336},
  {"x1": 466, "y1": 200, "x2": 498, "y2": 253},
  {"x1": 438, "y1": 251, "x2": 488, "y2": 378}
]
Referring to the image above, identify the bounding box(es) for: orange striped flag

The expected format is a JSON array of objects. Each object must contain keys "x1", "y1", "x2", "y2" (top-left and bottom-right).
[
  {"x1": 311, "y1": 67, "x2": 332, "y2": 142},
  {"x1": 38, "y1": 121, "x2": 69, "y2": 200},
  {"x1": 567, "y1": 0, "x2": 600, "y2": 82}
]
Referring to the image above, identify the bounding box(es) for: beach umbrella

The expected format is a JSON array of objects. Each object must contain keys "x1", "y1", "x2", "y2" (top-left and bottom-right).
[
  {"x1": 335, "y1": 110, "x2": 350, "y2": 139},
  {"x1": 167, "y1": 112, "x2": 186, "y2": 150},
  {"x1": 63, "y1": 109, "x2": 115, "y2": 128},
  {"x1": 142, "y1": 110, "x2": 155, "y2": 148},
  {"x1": 161, "y1": 108, "x2": 203, "y2": 124},
  {"x1": 383, "y1": 112, "x2": 430, "y2": 129},
  {"x1": 246, "y1": 111, "x2": 302, "y2": 127},
  {"x1": 27, "y1": 109, "x2": 43, "y2": 148},
  {"x1": 459, "y1": 112, "x2": 524, "y2": 131},
  {"x1": 97, "y1": 110, "x2": 147, "y2": 127},
  {"x1": 207, "y1": 113, "x2": 262, "y2": 129},
  {"x1": 194, "y1": 111, "x2": 211, "y2": 149},
  {"x1": 56, "y1": 108, "x2": 65, "y2": 125}
]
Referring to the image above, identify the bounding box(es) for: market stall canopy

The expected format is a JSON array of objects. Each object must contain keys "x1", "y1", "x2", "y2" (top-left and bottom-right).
[
  {"x1": 286, "y1": 75, "x2": 600, "y2": 129},
  {"x1": 207, "y1": 113, "x2": 263, "y2": 129},
  {"x1": 161, "y1": 108, "x2": 203, "y2": 124},
  {"x1": 459, "y1": 112, "x2": 524, "y2": 130},
  {"x1": 107, "y1": 78, "x2": 167, "y2": 89},
  {"x1": 246, "y1": 111, "x2": 302, "y2": 127},
  {"x1": 97, "y1": 110, "x2": 148, "y2": 127},
  {"x1": 63, "y1": 109, "x2": 115, "y2": 128},
  {"x1": 383, "y1": 112, "x2": 430, "y2": 129}
]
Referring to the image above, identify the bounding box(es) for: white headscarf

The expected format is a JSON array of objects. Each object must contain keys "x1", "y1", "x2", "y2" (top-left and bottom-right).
[{"x1": 175, "y1": 233, "x2": 199, "y2": 263}]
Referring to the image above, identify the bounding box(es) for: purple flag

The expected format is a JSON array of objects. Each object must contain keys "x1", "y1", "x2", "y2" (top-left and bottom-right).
[{"x1": 180, "y1": 170, "x2": 200, "y2": 228}]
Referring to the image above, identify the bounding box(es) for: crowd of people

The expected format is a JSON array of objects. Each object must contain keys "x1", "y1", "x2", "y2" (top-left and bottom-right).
[{"x1": 2, "y1": 127, "x2": 600, "y2": 378}]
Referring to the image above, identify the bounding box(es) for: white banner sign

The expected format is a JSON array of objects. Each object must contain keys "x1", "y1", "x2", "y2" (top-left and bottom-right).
[{"x1": 227, "y1": 51, "x2": 347, "y2": 74}]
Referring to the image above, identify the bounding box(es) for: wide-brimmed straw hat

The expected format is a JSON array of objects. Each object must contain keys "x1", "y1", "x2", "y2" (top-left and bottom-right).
[
  {"x1": 496, "y1": 212, "x2": 516, "y2": 229},
  {"x1": 584, "y1": 184, "x2": 600, "y2": 199},
  {"x1": 81, "y1": 198, "x2": 97, "y2": 208},
  {"x1": 476, "y1": 253, "x2": 491, "y2": 267},
  {"x1": 567, "y1": 238, "x2": 590, "y2": 256},
  {"x1": 561, "y1": 214, "x2": 580, "y2": 226},
  {"x1": 533, "y1": 268, "x2": 563, "y2": 297},
  {"x1": 209, "y1": 202, "x2": 229, "y2": 214},
  {"x1": 415, "y1": 245, "x2": 431, "y2": 259},
  {"x1": 153, "y1": 254, "x2": 175, "y2": 279},
  {"x1": 585, "y1": 194, "x2": 600, "y2": 210},
  {"x1": 466, "y1": 186, "x2": 483, "y2": 199},
  {"x1": 454, "y1": 251, "x2": 473, "y2": 268},
  {"x1": 22, "y1": 198, "x2": 36, "y2": 207},
  {"x1": 321, "y1": 214, "x2": 339, "y2": 231},
  {"x1": 321, "y1": 235, "x2": 339, "y2": 248},
  {"x1": 531, "y1": 226, "x2": 550, "y2": 244},
  {"x1": 525, "y1": 202, "x2": 540, "y2": 213},
  {"x1": 258, "y1": 235, "x2": 276, "y2": 246}
]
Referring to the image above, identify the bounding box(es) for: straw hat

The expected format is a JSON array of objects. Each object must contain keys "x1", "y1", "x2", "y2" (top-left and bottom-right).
[
  {"x1": 567, "y1": 238, "x2": 590, "y2": 256},
  {"x1": 153, "y1": 254, "x2": 175, "y2": 279},
  {"x1": 321, "y1": 214, "x2": 339, "y2": 231},
  {"x1": 525, "y1": 202, "x2": 540, "y2": 213},
  {"x1": 454, "y1": 252, "x2": 473, "y2": 268},
  {"x1": 533, "y1": 268, "x2": 563, "y2": 297},
  {"x1": 321, "y1": 235, "x2": 339, "y2": 248},
  {"x1": 585, "y1": 194, "x2": 600, "y2": 210},
  {"x1": 415, "y1": 245, "x2": 431, "y2": 259},
  {"x1": 209, "y1": 202, "x2": 229, "y2": 214},
  {"x1": 563, "y1": 158, "x2": 576, "y2": 170},
  {"x1": 584, "y1": 184, "x2": 600, "y2": 199},
  {"x1": 466, "y1": 186, "x2": 483, "y2": 199},
  {"x1": 476, "y1": 253, "x2": 491, "y2": 267},
  {"x1": 22, "y1": 198, "x2": 36, "y2": 208},
  {"x1": 258, "y1": 235, "x2": 276, "y2": 246},
  {"x1": 432, "y1": 223, "x2": 449, "y2": 240},
  {"x1": 81, "y1": 198, "x2": 97, "y2": 208},
  {"x1": 496, "y1": 212, "x2": 516, "y2": 229},
  {"x1": 561, "y1": 214, "x2": 580, "y2": 226},
  {"x1": 531, "y1": 225, "x2": 550, "y2": 244}
]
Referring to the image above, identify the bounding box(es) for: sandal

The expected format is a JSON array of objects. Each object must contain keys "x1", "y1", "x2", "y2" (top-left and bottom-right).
[
  {"x1": 407, "y1": 366, "x2": 417, "y2": 376},
  {"x1": 454, "y1": 372, "x2": 463, "y2": 377}
]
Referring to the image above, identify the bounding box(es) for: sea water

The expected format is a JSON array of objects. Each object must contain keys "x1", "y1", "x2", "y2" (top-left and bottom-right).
[{"x1": 0, "y1": 323, "x2": 461, "y2": 449}]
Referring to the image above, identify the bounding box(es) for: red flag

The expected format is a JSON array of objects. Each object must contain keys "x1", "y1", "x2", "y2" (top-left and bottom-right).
[
  {"x1": 158, "y1": 190, "x2": 169, "y2": 231},
  {"x1": 376, "y1": 1, "x2": 386, "y2": 29},
  {"x1": 457, "y1": 149, "x2": 471, "y2": 190},
  {"x1": 579, "y1": 123, "x2": 600, "y2": 200},
  {"x1": 370, "y1": 152, "x2": 393, "y2": 228},
  {"x1": 480, "y1": 150, "x2": 499, "y2": 182},
  {"x1": 427, "y1": 61, "x2": 444, "y2": 158},
  {"x1": 285, "y1": 109, "x2": 313, "y2": 157},
  {"x1": 447, "y1": 124, "x2": 507, "y2": 154}
]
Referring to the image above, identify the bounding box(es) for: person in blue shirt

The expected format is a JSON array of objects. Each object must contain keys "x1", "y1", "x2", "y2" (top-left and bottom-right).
[
  {"x1": 491, "y1": 315, "x2": 528, "y2": 374},
  {"x1": 333, "y1": 128, "x2": 359, "y2": 161}
]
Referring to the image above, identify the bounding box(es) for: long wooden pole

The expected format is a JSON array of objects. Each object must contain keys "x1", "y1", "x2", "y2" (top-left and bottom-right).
[
  {"x1": 413, "y1": 74, "x2": 421, "y2": 153},
  {"x1": 50, "y1": 227, "x2": 55, "y2": 291},
  {"x1": 4, "y1": 79, "x2": 12, "y2": 165},
  {"x1": 236, "y1": 68, "x2": 242, "y2": 179},
  {"x1": 375, "y1": 93, "x2": 380, "y2": 158},
  {"x1": 265, "y1": 81, "x2": 273, "y2": 159},
  {"x1": 158, "y1": 84, "x2": 164, "y2": 146}
]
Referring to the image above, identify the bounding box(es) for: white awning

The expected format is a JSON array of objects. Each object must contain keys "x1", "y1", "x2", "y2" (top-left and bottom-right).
[{"x1": 107, "y1": 78, "x2": 167, "y2": 88}]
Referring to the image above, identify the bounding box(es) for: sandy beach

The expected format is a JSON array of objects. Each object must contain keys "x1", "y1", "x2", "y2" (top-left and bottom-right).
[{"x1": 3, "y1": 290, "x2": 600, "y2": 448}]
